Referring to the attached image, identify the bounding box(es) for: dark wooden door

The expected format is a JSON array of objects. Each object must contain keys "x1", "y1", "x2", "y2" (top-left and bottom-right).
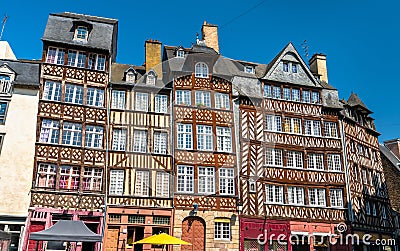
[{"x1": 181, "y1": 217, "x2": 205, "y2": 251}]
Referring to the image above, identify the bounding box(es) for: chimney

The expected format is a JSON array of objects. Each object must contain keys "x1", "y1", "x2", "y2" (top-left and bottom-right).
[
  {"x1": 145, "y1": 39, "x2": 162, "y2": 76},
  {"x1": 0, "y1": 41, "x2": 16, "y2": 60},
  {"x1": 201, "y1": 21, "x2": 219, "y2": 53},
  {"x1": 309, "y1": 53, "x2": 328, "y2": 83},
  {"x1": 384, "y1": 139, "x2": 400, "y2": 160}
]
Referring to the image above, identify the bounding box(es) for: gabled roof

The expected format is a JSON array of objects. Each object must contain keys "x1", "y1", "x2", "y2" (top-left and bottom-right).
[
  {"x1": 347, "y1": 92, "x2": 371, "y2": 112},
  {"x1": 0, "y1": 59, "x2": 40, "y2": 87},
  {"x1": 262, "y1": 42, "x2": 321, "y2": 87}
]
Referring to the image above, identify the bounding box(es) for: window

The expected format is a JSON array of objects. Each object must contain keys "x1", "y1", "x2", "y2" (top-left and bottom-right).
[
  {"x1": 39, "y1": 119, "x2": 60, "y2": 144},
  {"x1": 217, "y1": 127, "x2": 232, "y2": 152},
  {"x1": 111, "y1": 90, "x2": 126, "y2": 109},
  {"x1": 265, "y1": 148, "x2": 283, "y2": 166},
  {"x1": 83, "y1": 168, "x2": 103, "y2": 191},
  {"x1": 330, "y1": 189, "x2": 343, "y2": 207},
  {"x1": 287, "y1": 151, "x2": 303, "y2": 168},
  {"x1": 302, "y1": 90, "x2": 311, "y2": 103},
  {"x1": 357, "y1": 144, "x2": 363, "y2": 155},
  {"x1": 86, "y1": 87, "x2": 104, "y2": 107},
  {"x1": 112, "y1": 129, "x2": 126, "y2": 151},
  {"x1": 135, "y1": 171, "x2": 149, "y2": 196},
  {"x1": 327, "y1": 154, "x2": 341, "y2": 171},
  {"x1": 198, "y1": 167, "x2": 215, "y2": 194},
  {"x1": 65, "y1": 84, "x2": 84, "y2": 104},
  {"x1": 177, "y1": 124, "x2": 192, "y2": 150},
  {"x1": 176, "y1": 50, "x2": 185, "y2": 58},
  {"x1": 43, "y1": 81, "x2": 62, "y2": 101},
  {"x1": 382, "y1": 205, "x2": 387, "y2": 219},
  {"x1": 215, "y1": 92, "x2": 230, "y2": 109},
  {"x1": 304, "y1": 120, "x2": 321, "y2": 136},
  {"x1": 62, "y1": 122, "x2": 82, "y2": 146},
  {"x1": 126, "y1": 72, "x2": 135, "y2": 83},
  {"x1": 133, "y1": 130, "x2": 147, "y2": 153},
  {"x1": 156, "y1": 172, "x2": 169, "y2": 197},
  {"x1": 266, "y1": 115, "x2": 282, "y2": 132},
  {"x1": 153, "y1": 216, "x2": 170, "y2": 225},
  {"x1": 36, "y1": 163, "x2": 56, "y2": 188},
  {"x1": 128, "y1": 215, "x2": 144, "y2": 224},
  {"x1": 354, "y1": 165, "x2": 359, "y2": 181},
  {"x1": 197, "y1": 125, "x2": 213, "y2": 151},
  {"x1": 309, "y1": 188, "x2": 326, "y2": 206},
  {"x1": 287, "y1": 187, "x2": 304, "y2": 205},
  {"x1": 67, "y1": 50, "x2": 86, "y2": 68},
  {"x1": 146, "y1": 73, "x2": 156, "y2": 85},
  {"x1": 195, "y1": 62, "x2": 209, "y2": 78},
  {"x1": 195, "y1": 91, "x2": 211, "y2": 107},
  {"x1": 75, "y1": 26, "x2": 88, "y2": 40},
  {"x1": 372, "y1": 203, "x2": 377, "y2": 216},
  {"x1": 214, "y1": 221, "x2": 230, "y2": 240},
  {"x1": 312, "y1": 91, "x2": 320, "y2": 104},
  {"x1": 292, "y1": 89, "x2": 300, "y2": 101},
  {"x1": 85, "y1": 125, "x2": 103, "y2": 148},
  {"x1": 284, "y1": 117, "x2": 302, "y2": 134},
  {"x1": 176, "y1": 90, "x2": 191, "y2": 105},
  {"x1": 154, "y1": 131, "x2": 167, "y2": 154},
  {"x1": 177, "y1": 165, "x2": 194, "y2": 193},
  {"x1": 265, "y1": 185, "x2": 284, "y2": 204},
  {"x1": 283, "y1": 62, "x2": 289, "y2": 72},
  {"x1": 135, "y1": 92, "x2": 149, "y2": 112},
  {"x1": 362, "y1": 169, "x2": 368, "y2": 184},
  {"x1": 264, "y1": 85, "x2": 272, "y2": 97},
  {"x1": 244, "y1": 66, "x2": 255, "y2": 74},
  {"x1": 365, "y1": 201, "x2": 371, "y2": 215},
  {"x1": 219, "y1": 168, "x2": 235, "y2": 195},
  {"x1": 0, "y1": 102, "x2": 7, "y2": 123},
  {"x1": 324, "y1": 122, "x2": 338, "y2": 138},
  {"x1": 155, "y1": 95, "x2": 168, "y2": 113},
  {"x1": 59, "y1": 166, "x2": 80, "y2": 190},
  {"x1": 368, "y1": 170, "x2": 373, "y2": 186},
  {"x1": 46, "y1": 47, "x2": 65, "y2": 65},
  {"x1": 308, "y1": 153, "x2": 324, "y2": 170},
  {"x1": 109, "y1": 170, "x2": 124, "y2": 195},
  {"x1": 292, "y1": 63, "x2": 298, "y2": 73},
  {"x1": 273, "y1": 86, "x2": 281, "y2": 99},
  {"x1": 283, "y1": 87, "x2": 291, "y2": 100},
  {"x1": 88, "y1": 54, "x2": 106, "y2": 71}
]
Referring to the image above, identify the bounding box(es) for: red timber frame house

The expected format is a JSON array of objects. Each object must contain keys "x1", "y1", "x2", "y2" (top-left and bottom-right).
[
  {"x1": 23, "y1": 12, "x2": 118, "y2": 251},
  {"x1": 238, "y1": 44, "x2": 350, "y2": 251}
]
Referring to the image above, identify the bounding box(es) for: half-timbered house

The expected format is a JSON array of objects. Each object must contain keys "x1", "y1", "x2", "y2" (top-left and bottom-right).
[
  {"x1": 238, "y1": 44, "x2": 349, "y2": 251},
  {"x1": 23, "y1": 13, "x2": 118, "y2": 251},
  {"x1": 104, "y1": 39, "x2": 173, "y2": 251},
  {"x1": 342, "y1": 93, "x2": 394, "y2": 251}
]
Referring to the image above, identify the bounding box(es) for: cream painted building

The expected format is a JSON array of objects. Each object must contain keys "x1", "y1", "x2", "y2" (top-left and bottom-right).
[{"x1": 0, "y1": 42, "x2": 40, "y2": 251}]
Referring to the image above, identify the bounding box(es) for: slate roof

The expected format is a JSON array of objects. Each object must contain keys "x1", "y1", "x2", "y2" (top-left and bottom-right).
[
  {"x1": 0, "y1": 59, "x2": 40, "y2": 87},
  {"x1": 380, "y1": 144, "x2": 400, "y2": 173},
  {"x1": 347, "y1": 92, "x2": 371, "y2": 112},
  {"x1": 43, "y1": 12, "x2": 118, "y2": 56}
]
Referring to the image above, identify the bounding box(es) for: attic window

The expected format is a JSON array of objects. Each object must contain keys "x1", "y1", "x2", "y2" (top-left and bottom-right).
[
  {"x1": 126, "y1": 72, "x2": 135, "y2": 83},
  {"x1": 283, "y1": 61, "x2": 298, "y2": 74},
  {"x1": 195, "y1": 62, "x2": 209, "y2": 78},
  {"x1": 75, "y1": 26, "x2": 88, "y2": 41},
  {"x1": 176, "y1": 50, "x2": 185, "y2": 58},
  {"x1": 244, "y1": 66, "x2": 255, "y2": 74},
  {"x1": 146, "y1": 72, "x2": 156, "y2": 85}
]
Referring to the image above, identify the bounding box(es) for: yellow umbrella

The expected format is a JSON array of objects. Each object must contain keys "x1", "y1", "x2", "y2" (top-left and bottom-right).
[{"x1": 132, "y1": 233, "x2": 191, "y2": 245}]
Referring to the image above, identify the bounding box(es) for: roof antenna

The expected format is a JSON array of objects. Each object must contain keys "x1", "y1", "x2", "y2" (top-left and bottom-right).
[
  {"x1": 0, "y1": 15, "x2": 8, "y2": 40},
  {"x1": 301, "y1": 39, "x2": 310, "y2": 63}
]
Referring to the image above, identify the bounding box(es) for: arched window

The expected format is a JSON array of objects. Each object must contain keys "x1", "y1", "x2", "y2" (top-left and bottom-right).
[{"x1": 195, "y1": 62, "x2": 209, "y2": 78}]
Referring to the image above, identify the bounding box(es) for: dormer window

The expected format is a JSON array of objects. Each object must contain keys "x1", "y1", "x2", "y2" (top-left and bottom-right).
[
  {"x1": 146, "y1": 71, "x2": 156, "y2": 85},
  {"x1": 176, "y1": 50, "x2": 185, "y2": 58},
  {"x1": 195, "y1": 62, "x2": 209, "y2": 78},
  {"x1": 283, "y1": 61, "x2": 298, "y2": 74},
  {"x1": 126, "y1": 72, "x2": 135, "y2": 83},
  {"x1": 75, "y1": 26, "x2": 88, "y2": 41},
  {"x1": 244, "y1": 66, "x2": 255, "y2": 74}
]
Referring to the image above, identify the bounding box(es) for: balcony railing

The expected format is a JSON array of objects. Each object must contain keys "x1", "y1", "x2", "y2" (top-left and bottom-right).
[{"x1": 0, "y1": 79, "x2": 12, "y2": 95}]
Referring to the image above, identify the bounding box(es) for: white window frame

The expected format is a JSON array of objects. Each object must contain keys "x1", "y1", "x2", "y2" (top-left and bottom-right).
[
  {"x1": 214, "y1": 222, "x2": 230, "y2": 240},
  {"x1": 195, "y1": 91, "x2": 211, "y2": 107},
  {"x1": 284, "y1": 117, "x2": 302, "y2": 134},
  {"x1": 65, "y1": 84, "x2": 84, "y2": 105},
  {"x1": 219, "y1": 168, "x2": 235, "y2": 195},
  {"x1": 86, "y1": 87, "x2": 104, "y2": 107},
  {"x1": 83, "y1": 168, "x2": 103, "y2": 191},
  {"x1": 215, "y1": 92, "x2": 230, "y2": 109},
  {"x1": 176, "y1": 90, "x2": 191, "y2": 105},
  {"x1": 88, "y1": 53, "x2": 106, "y2": 71},
  {"x1": 308, "y1": 188, "x2": 326, "y2": 206},
  {"x1": 365, "y1": 201, "x2": 371, "y2": 215},
  {"x1": 133, "y1": 130, "x2": 147, "y2": 153},
  {"x1": 59, "y1": 166, "x2": 80, "y2": 190},
  {"x1": 177, "y1": 165, "x2": 194, "y2": 193},
  {"x1": 307, "y1": 153, "x2": 324, "y2": 170},
  {"x1": 146, "y1": 73, "x2": 156, "y2": 85},
  {"x1": 36, "y1": 163, "x2": 57, "y2": 188},
  {"x1": 135, "y1": 92, "x2": 149, "y2": 112},
  {"x1": 198, "y1": 167, "x2": 215, "y2": 194},
  {"x1": 75, "y1": 26, "x2": 88, "y2": 40},
  {"x1": 39, "y1": 119, "x2": 60, "y2": 144},
  {"x1": 109, "y1": 170, "x2": 124, "y2": 195},
  {"x1": 265, "y1": 184, "x2": 284, "y2": 204},
  {"x1": 287, "y1": 186, "x2": 305, "y2": 205},
  {"x1": 155, "y1": 94, "x2": 168, "y2": 113},
  {"x1": 85, "y1": 125, "x2": 103, "y2": 148},
  {"x1": 154, "y1": 131, "x2": 168, "y2": 154},
  {"x1": 62, "y1": 122, "x2": 82, "y2": 146},
  {"x1": 244, "y1": 66, "x2": 255, "y2": 74},
  {"x1": 286, "y1": 151, "x2": 303, "y2": 169},
  {"x1": 111, "y1": 90, "x2": 126, "y2": 109},
  {"x1": 330, "y1": 189, "x2": 343, "y2": 207},
  {"x1": 134, "y1": 171, "x2": 150, "y2": 196},
  {"x1": 43, "y1": 81, "x2": 62, "y2": 101},
  {"x1": 327, "y1": 154, "x2": 342, "y2": 171},
  {"x1": 67, "y1": 50, "x2": 86, "y2": 68},
  {"x1": 304, "y1": 120, "x2": 322, "y2": 136},
  {"x1": 312, "y1": 91, "x2": 320, "y2": 104},
  {"x1": 265, "y1": 148, "x2": 283, "y2": 167},
  {"x1": 177, "y1": 123, "x2": 192, "y2": 150},
  {"x1": 292, "y1": 88, "x2": 300, "y2": 101},
  {"x1": 176, "y1": 50, "x2": 185, "y2": 58},
  {"x1": 197, "y1": 125, "x2": 213, "y2": 151},
  {"x1": 46, "y1": 47, "x2": 65, "y2": 65},
  {"x1": 302, "y1": 90, "x2": 311, "y2": 103},
  {"x1": 217, "y1": 127, "x2": 232, "y2": 153},
  {"x1": 195, "y1": 62, "x2": 209, "y2": 78},
  {"x1": 156, "y1": 172, "x2": 170, "y2": 197},
  {"x1": 112, "y1": 129, "x2": 126, "y2": 151},
  {"x1": 266, "y1": 115, "x2": 282, "y2": 132},
  {"x1": 324, "y1": 122, "x2": 338, "y2": 138}
]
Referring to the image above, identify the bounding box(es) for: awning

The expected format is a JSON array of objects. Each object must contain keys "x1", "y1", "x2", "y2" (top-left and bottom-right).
[
  {"x1": 29, "y1": 220, "x2": 102, "y2": 242},
  {"x1": 132, "y1": 233, "x2": 191, "y2": 245}
]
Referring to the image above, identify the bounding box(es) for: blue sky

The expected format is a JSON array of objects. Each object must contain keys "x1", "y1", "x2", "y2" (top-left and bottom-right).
[{"x1": 2, "y1": 0, "x2": 399, "y2": 141}]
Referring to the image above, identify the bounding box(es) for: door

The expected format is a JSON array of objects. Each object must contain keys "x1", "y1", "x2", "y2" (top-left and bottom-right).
[
  {"x1": 27, "y1": 223, "x2": 45, "y2": 251},
  {"x1": 181, "y1": 217, "x2": 205, "y2": 251},
  {"x1": 104, "y1": 227, "x2": 119, "y2": 251},
  {"x1": 82, "y1": 223, "x2": 98, "y2": 251}
]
